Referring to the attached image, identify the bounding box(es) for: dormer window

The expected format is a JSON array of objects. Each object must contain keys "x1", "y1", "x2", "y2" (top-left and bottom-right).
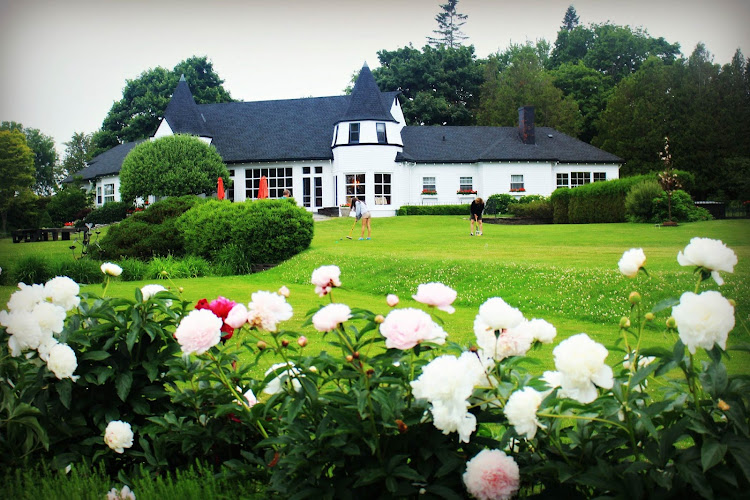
[
  {"x1": 376, "y1": 123, "x2": 387, "y2": 144},
  {"x1": 349, "y1": 123, "x2": 360, "y2": 144}
]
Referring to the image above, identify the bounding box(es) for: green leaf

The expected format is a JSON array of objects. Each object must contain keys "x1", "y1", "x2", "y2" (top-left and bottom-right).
[
  {"x1": 56, "y1": 379, "x2": 72, "y2": 409},
  {"x1": 728, "y1": 440, "x2": 750, "y2": 484},
  {"x1": 116, "y1": 371, "x2": 133, "y2": 402},
  {"x1": 652, "y1": 297, "x2": 680, "y2": 313},
  {"x1": 81, "y1": 350, "x2": 111, "y2": 361},
  {"x1": 702, "y1": 438, "x2": 728, "y2": 472}
]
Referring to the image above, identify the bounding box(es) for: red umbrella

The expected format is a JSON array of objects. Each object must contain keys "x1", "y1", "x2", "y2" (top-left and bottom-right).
[
  {"x1": 258, "y1": 176, "x2": 269, "y2": 199},
  {"x1": 217, "y1": 177, "x2": 225, "y2": 200}
]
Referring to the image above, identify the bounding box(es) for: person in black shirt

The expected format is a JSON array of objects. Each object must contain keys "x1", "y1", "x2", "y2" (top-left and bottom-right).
[{"x1": 470, "y1": 197, "x2": 484, "y2": 236}]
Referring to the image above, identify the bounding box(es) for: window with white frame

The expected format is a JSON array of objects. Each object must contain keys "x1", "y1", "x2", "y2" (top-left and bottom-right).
[
  {"x1": 227, "y1": 169, "x2": 235, "y2": 201},
  {"x1": 245, "y1": 167, "x2": 293, "y2": 199},
  {"x1": 510, "y1": 175, "x2": 524, "y2": 192},
  {"x1": 103, "y1": 183, "x2": 115, "y2": 204},
  {"x1": 556, "y1": 173, "x2": 569, "y2": 188},
  {"x1": 349, "y1": 123, "x2": 360, "y2": 144},
  {"x1": 345, "y1": 173, "x2": 365, "y2": 205},
  {"x1": 376, "y1": 123, "x2": 387, "y2": 144},
  {"x1": 422, "y1": 176, "x2": 436, "y2": 193},
  {"x1": 571, "y1": 172, "x2": 590, "y2": 187},
  {"x1": 459, "y1": 176, "x2": 473, "y2": 192},
  {"x1": 593, "y1": 172, "x2": 607, "y2": 182},
  {"x1": 97, "y1": 186, "x2": 102, "y2": 205},
  {"x1": 374, "y1": 173, "x2": 391, "y2": 205}
]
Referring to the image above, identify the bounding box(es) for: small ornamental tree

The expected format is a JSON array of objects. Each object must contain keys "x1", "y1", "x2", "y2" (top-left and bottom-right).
[
  {"x1": 119, "y1": 135, "x2": 229, "y2": 203},
  {"x1": 658, "y1": 138, "x2": 681, "y2": 224}
]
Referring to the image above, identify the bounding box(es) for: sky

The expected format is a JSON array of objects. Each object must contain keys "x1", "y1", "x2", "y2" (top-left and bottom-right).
[{"x1": 1, "y1": 0, "x2": 748, "y2": 157}]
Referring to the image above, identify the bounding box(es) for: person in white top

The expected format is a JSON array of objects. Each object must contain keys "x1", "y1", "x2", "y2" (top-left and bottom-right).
[{"x1": 350, "y1": 197, "x2": 372, "y2": 240}]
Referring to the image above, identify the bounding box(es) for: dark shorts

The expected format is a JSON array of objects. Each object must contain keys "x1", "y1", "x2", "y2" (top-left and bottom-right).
[{"x1": 472, "y1": 214, "x2": 483, "y2": 221}]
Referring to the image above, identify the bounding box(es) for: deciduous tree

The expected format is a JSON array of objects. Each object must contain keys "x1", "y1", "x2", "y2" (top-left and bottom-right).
[
  {"x1": 0, "y1": 129, "x2": 35, "y2": 233},
  {"x1": 62, "y1": 132, "x2": 94, "y2": 177},
  {"x1": 1, "y1": 122, "x2": 59, "y2": 196}
]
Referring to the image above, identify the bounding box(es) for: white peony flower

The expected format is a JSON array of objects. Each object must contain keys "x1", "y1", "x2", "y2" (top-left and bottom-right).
[
  {"x1": 527, "y1": 318, "x2": 557, "y2": 344},
  {"x1": 46, "y1": 343, "x2": 78, "y2": 380},
  {"x1": 476, "y1": 297, "x2": 524, "y2": 332},
  {"x1": 225, "y1": 303, "x2": 248, "y2": 329},
  {"x1": 7, "y1": 282, "x2": 45, "y2": 313},
  {"x1": 553, "y1": 333, "x2": 614, "y2": 403},
  {"x1": 475, "y1": 317, "x2": 533, "y2": 361},
  {"x1": 104, "y1": 420, "x2": 134, "y2": 454},
  {"x1": 672, "y1": 291, "x2": 735, "y2": 354},
  {"x1": 174, "y1": 309, "x2": 222, "y2": 355},
  {"x1": 106, "y1": 485, "x2": 136, "y2": 500},
  {"x1": 618, "y1": 248, "x2": 646, "y2": 278},
  {"x1": 430, "y1": 399, "x2": 477, "y2": 443},
  {"x1": 386, "y1": 294, "x2": 399, "y2": 307},
  {"x1": 140, "y1": 284, "x2": 168, "y2": 302},
  {"x1": 622, "y1": 351, "x2": 656, "y2": 370},
  {"x1": 380, "y1": 308, "x2": 447, "y2": 350},
  {"x1": 312, "y1": 303, "x2": 352, "y2": 332},
  {"x1": 44, "y1": 276, "x2": 80, "y2": 311},
  {"x1": 504, "y1": 387, "x2": 545, "y2": 439},
  {"x1": 677, "y1": 237, "x2": 737, "y2": 285},
  {"x1": 463, "y1": 449, "x2": 520, "y2": 500},
  {"x1": 263, "y1": 362, "x2": 302, "y2": 394},
  {"x1": 100, "y1": 262, "x2": 123, "y2": 277},
  {"x1": 0, "y1": 310, "x2": 48, "y2": 354},
  {"x1": 246, "y1": 290, "x2": 293, "y2": 332},
  {"x1": 33, "y1": 301, "x2": 67, "y2": 336},
  {"x1": 311, "y1": 265, "x2": 341, "y2": 297},
  {"x1": 412, "y1": 282, "x2": 457, "y2": 314}
]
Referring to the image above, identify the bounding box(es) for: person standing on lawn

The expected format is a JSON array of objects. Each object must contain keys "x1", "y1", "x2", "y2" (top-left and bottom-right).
[
  {"x1": 351, "y1": 196, "x2": 372, "y2": 240},
  {"x1": 470, "y1": 197, "x2": 484, "y2": 236}
]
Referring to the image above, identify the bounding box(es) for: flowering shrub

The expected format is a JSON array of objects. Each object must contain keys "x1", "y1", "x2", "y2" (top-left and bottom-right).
[
  {"x1": 457, "y1": 189, "x2": 478, "y2": 195},
  {"x1": 0, "y1": 238, "x2": 747, "y2": 498},
  {"x1": 421, "y1": 189, "x2": 437, "y2": 195}
]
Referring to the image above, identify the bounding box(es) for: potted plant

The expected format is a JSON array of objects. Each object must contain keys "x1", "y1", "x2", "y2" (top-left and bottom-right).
[{"x1": 421, "y1": 189, "x2": 437, "y2": 195}]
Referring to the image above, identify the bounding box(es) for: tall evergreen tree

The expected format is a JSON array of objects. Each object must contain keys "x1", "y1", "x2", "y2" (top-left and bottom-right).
[
  {"x1": 561, "y1": 5, "x2": 580, "y2": 31},
  {"x1": 427, "y1": 0, "x2": 468, "y2": 48}
]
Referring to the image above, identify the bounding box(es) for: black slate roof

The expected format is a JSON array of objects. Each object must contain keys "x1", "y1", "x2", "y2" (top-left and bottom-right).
[
  {"x1": 397, "y1": 126, "x2": 622, "y2": 164},
  {"x1": 338, "y1": 63, "x2": 397, "y2": 124},
  {"x1": 163, "y1": 76, "x2": 212, "y2": 137},
  {"x1": 66, "y1": 140, "x2": 143, "y2": 181}
]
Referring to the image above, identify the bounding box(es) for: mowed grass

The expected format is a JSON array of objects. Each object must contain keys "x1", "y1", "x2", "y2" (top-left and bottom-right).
[{"x1": 1, "y1": 217, "x2": 749, "y2": 374}]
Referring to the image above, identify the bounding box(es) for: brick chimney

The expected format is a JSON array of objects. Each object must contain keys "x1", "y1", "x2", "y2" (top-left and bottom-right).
[{"x1": 518, "y1": 106, "x2": 535, "y2": 145}]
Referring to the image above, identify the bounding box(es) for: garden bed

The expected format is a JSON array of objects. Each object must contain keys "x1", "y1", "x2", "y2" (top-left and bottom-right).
[{"x1": 483, "y1": 216, "x2": 553, "y2": 225}]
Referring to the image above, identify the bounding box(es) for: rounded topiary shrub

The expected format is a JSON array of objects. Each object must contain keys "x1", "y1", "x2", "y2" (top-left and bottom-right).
[
  {"x1": 178, "y1": 199, "x2": 313, "y2": 268},
  {"x1": 84, "y1": 201, "x2": 131, "y2": 225},
  {"x1": 484, "y1": 194, "x2": 516, "y2": 216},
  {"x1": 92, "y1": 195, "x2": 205, "y2": 260},
  {"x1": 653, "y1": 190, "x2": 713, "y2": 223},
  {"x1": 625, "y1": 179, "x2": 663, "y2": 223}
]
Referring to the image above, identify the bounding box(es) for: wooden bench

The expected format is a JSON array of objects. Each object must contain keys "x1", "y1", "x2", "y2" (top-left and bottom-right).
[{"x1": 12, "y1": 227, "x2": 79, "y2": 243}]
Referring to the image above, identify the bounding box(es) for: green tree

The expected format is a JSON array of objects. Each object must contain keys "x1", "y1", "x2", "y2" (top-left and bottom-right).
[
  {"x1": 119, "y1": 134, "x2": 229, "y2": 202},
  {"x1": 95, "y1": 56, "x2": 234, "y2": 151},
  {"x1": 61, "y1": 132, "x2": 94, "y2": 177},
  {"x1": 561, "y1": 5, "x2": 580, "y2": 31},
  {"x1": 374, "y1": 44, "x2": 485, "y2": 125},
  {"x1": 477, "y1": 44, "x2": 581, "y2": 136},
  {"x1": 427, "y1": 0, "x2": 468, "y2": 48},
  {"x1": 46, "y1": 182, "x2": 90, "y2": 226},
  {"x1": 1, "y1": 122, "x2": 59, "y2": 196},
  {"x1": 552, "y1": 61, "x2": 613, "y2": 142},
  {"x1": 0, "y1": 129, "x2": 35, "y2": 233}
]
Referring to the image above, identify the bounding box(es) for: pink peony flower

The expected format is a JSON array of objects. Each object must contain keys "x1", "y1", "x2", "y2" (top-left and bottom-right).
[
  {"x1": 412, "y1": 282, "x2": 457, "y2": 314},
  {"x1": 463, "y1": 449, "x2": 520, "y2": 500},
  {"x1": 311, "y1": 265, "x2": 342, "y2": 297},
  {"x1": 196, "y1": 296, "x2": 240, "y2": 340},
  {"x1": 297, "y1": 335, "x2": 308, "y2": 347},
  {"x1": 174, "y1": 309, "x2": 223, "y2": 355},
  {"x1": 380, "y1": 308, "x2": 447, "y2": 350},
  {"x1": 386, "y1": 294, "x2": 399, "y2": 307},
  {"x1": 225, "y1": 303, "x2": 248, "y2": 329},
  {"x1": 312, "y1": 303, "x2": 351, "y2": 332}
]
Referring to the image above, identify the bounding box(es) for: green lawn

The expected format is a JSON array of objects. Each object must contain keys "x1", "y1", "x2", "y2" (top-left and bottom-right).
[{"x1": 1, "y1": 217, "x2": 749, "y2": 373}]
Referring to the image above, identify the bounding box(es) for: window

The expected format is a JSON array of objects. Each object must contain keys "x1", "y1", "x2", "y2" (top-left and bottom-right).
[
  {"x1": 459, "y1": 176, "x2": 473, "y2": 192},
  {"x1": 376, "y1": 123, "x2": 387, "y2": 144},
  {"x1": 349, "y1": 123, "x2": 360, "y2": 144},
  {"x1": 103, "y1": 183, "x2": 115, "y2": 204},
  {"x1": 422, "y1": 176, "x2": 436, "y2": 193},
  {"x1": 510, "y1": 175, "x2": 524, "y2": 192},
  {"x1": 556, "y1": 173, "x2": 569, "y2": 188},
  {"x1": 571, "y1": 172, "x2": 591, "y2": 187},
  {"x1": 593, "y1": 172, "x2": 606, "y2": 182},
  {"x1": 345, "y1": 173, "x2": 365, "y2": 205},
  {"x1": 374, "y1": 173, "x2": 391, "y2": 205},
  {"x1": 96, "y1": 186, "x2": 102, "y2": 205},
  {"x1": 245, "y1": 167, "x2": 293, "y2": 199},
  {"x1": 227, "y1": 169, "x2": 235, "y2": 201}
]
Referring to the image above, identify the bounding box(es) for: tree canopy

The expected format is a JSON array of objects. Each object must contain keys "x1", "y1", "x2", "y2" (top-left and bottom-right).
[
  {"x1": 61, "y1": 132, "x2": 94, "y2": 178},
  {"x1": 119, "y1": 135, "x2": 229, "y2": 202},
  {"x1": 0, "y1": 129, "x2": 35, "y2": 233},
  {"x1": 1, "y1": 121, "x2": 59, "y2": 196},
  {"x1": 95, "y1": 56, "x2": 234, "y2": 153},
  {"x1": 427, "y1": 0, "x2": 468, "y2": 48}
]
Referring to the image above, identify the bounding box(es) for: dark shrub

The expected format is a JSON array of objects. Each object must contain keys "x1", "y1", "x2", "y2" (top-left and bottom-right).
[
  {"x1": 47, "y1": 185, "x2": 90, "y2": 226},
  {"x1": 516, "y1": 194, "x2": 546, "y2": 204},
  {"x1": 178, "y1": 199, "x2": 313, "y2": 266},
  {"x1": 84, "y1": 201, "x2": 131, "y2": 225},
  {"x1": 550, "y1": 188, "x2": 570, "y2": 224},
  {"x1": 508, "y1": 200, "x2": 553, "y2": 219},
  {"x1": 396, "y1": 204, "x2": 470, "y2": 216},
  {"x1": 484, "y1": 194, "x2": 516, "y2": 216},
  {"x1": 117, "y1": 258, "x2": 150, "y2": 281},
  {"x1": 12, "y1": 255, "x2": 53, "y2": 284},
  {"x1": 653, "y1": 190, "x2": 713, "y2": 223},
  {"x1": 50, "y1": 258, "x2": 103, "y2": 284},
  {"x1": 92, "y1": 196, "x2": 204, "y2": 260},
  {"x1": 625, "y1": 179, "x2": 663, "y2": 222},
  {"x1": 567, "y1": 175, "x2": 653, "y2": 223}
]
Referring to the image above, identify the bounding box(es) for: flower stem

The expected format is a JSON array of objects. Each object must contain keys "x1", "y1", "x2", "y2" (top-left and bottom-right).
[{"x1": 537, "y1": 412, "x2": 630, "y2": 432}]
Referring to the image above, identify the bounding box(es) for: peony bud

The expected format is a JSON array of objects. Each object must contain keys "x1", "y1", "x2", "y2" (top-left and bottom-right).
[
  {"x1": 666, "y1": 317, "x2": 677, "y2": 329},
  {"x1": 346, "y1": 355, "x2": 354, "y2": 362},
  {"x1": 718, "y1": 399, "x2": 730, "y2": 411},
  {"x1": 728, "y1": 298, "x2": 736, "y2": 307},
  {"x1": 278, "y1": 286, "x2": 290, "y2": 298},
  {"x1": 374, "y1": 314, "x2": 385, "y2": 324},
  {"x1": 619, "y1": 317, "x2": 631, "y2": 329},
  {"x1": 353, "y1": 351, "x2": 360, "y2": 359},
  {"x1": 178, "y1": 287, "x2": 184, "y2": 293},
  {"x1": 386, "y1": 294, "x2": 399, "y2": 307},
  {"x1": 628, "y1": 291, "x2": 641, "y2": 304},
  {"x1": 297, "y1": 336, "x2": 308, "y2": 347},
  {"x1": 257, "y1": 340, "x2": 267, "y2": 350},
  {"x1": 644, "y1": 312, "x2": 655, "y2": 321},
  {"x1": 396, "y1": 419, "x2": 408, "y2": 433},
  {"x1": 160, "y1": 270, "x2": 168, "y2": 276},
  {"x1": 281, "y1": 339, "x2": 290, "y2": 348}
]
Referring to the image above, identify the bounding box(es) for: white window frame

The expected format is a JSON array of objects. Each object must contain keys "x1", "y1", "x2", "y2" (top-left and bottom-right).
[
  {"x1": 593, "y1": 172, "x2": 607, "y2": 182},
  {"x1": 245, "y1": 167, "x2": 293, "y2": 199},
  {"x1": 459, "y1": 176, "x2": 473, "y2": 192},
  {"x1": 510, "y1": 175, "x2": 524, "y2": 192},
  {"x1": 422, "y1": 176, "x2": 436, "y2": 192},
  {"x1": 556, "y1": 173, "x2": 569, "y2": 188},
  {"x1": 571, "y1": 172, "x2": 591, "y2": 187},
  {"x1": 345, "y1": 173, "x2": 366, "y2": 205},
  {"x1": 349, "y1": 123, "x2": 360, "y2": 144},
  {"x1": 374, "y1": 173, "x2": 391, "y2": 205},
  {"x1": 103, "y1": 183, "x2": 115, "y2": 204},
  {"x1": 376, "y1": 123, "x2": 387, "y2": 144},
  {"x1": 97, "y1": 185, "x2": 102, "y2": 205}
]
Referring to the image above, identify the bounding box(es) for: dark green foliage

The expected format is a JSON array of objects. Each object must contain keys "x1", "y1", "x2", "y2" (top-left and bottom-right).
[
  {"x1": 564, "y1": 175, "x2": 653, "y2": 223},
  {"x1": 508, "y1": 199, "x2": 553, "y2": 219},
  {"x1": 11, "y1": 254, "x2": 52, "y2": 284},
  {"x1": 93, "y1": 196, "x2": 204, "y2": 260},
  {"x1": 116, "y1": 258, "x2": 150, "y2": 281},
  {"x1": 516, "y1": 194, "x2": 547, "y2": 204},
  {"x1": 146, "y1": 255, "x2": 213, "y2": 279},
  {"x1": 50, "y1": 259, "x2": 103, "y2": 284},
  {"x1": 550, "y1": 188, "x2": 571, "y2": 223},
  {"x1": 396, "y1": 204, "x2": 470, "y2": 216},
  {"x1": 652, "y1": 190, "x2": 713, "y2": 223},
  {"x1": 214, "y1": 243, "x2": 254, "y2": 276},
  {"x1": 47, "y1": 184, "x2": 90, "y2": 226},
  {"x1": 625, "y1": 178, "x2": 663, "y2": 222},
  {"x1": 484, "y1": 193, "x2": 516, "y2": 216},
  {"x1": 84, "y1": 202, "x2": 131, "y2": 225},
  {"x1": 177, "y1": 199, "x2": 313, "y2": 266}
]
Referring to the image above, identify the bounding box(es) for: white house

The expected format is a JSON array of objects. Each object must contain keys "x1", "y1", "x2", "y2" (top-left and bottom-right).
[{"x1": 76, "y1": 63, "x2": 622, "y2": 215}]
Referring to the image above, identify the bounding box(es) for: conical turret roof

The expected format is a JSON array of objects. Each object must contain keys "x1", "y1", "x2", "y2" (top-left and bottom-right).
[
  {"x1": 338, "y1": 63, "x2": 396, "y2": 123},
  {"x1": 162, "y1": 75, "x2": 212, "y2": 137}
]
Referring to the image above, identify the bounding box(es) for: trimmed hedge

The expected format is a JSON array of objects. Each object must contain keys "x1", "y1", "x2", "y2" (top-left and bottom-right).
[
  {"x1": 177, "y1": 198, "x2": 313, "y2": 269},
  {"x1": 83, "y1": 201, "x2": 131, "y2": 225},
  {"x1": 508, "y1": 200, "x2": 553, "y2": 219},
  {"x1": 396, "y1": 204, "x2": 470, "y2": 216},
  {"x1": 552, "y1": 175, "x2": 654, "y2": 224},
  {"x1": 484, "y1": 194, "x2": 516, "y2": 216}
]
